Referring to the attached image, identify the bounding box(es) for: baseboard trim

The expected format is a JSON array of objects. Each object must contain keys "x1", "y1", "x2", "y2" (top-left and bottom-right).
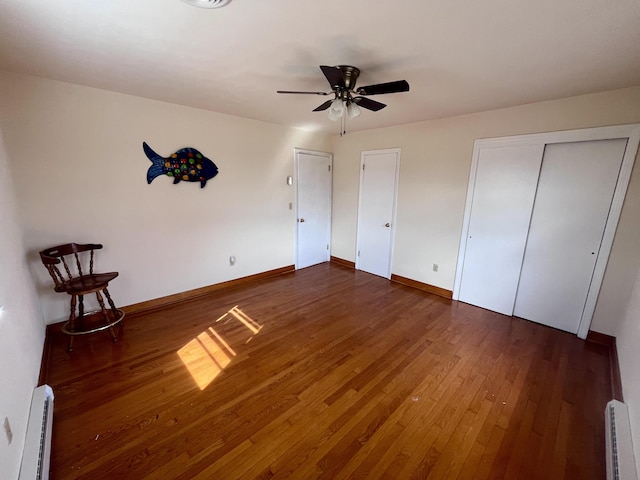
[
  {"x1": 390, "y1": 274, "x2": 453, "y2": 299},
  {"x1": 328, "y1": 259, "x2": 453, "y2": 299},
  {"x1": 587, "y1": 330, "x2": 623, "y2": 402},
  {"x1": 38, "y1": 327, "x2": 52, "y2": 386},
  {"x1": 330, "y1": 256, "x2": 356, "y2": 269},
  {"x1": 122, "y1": 265, "x2": 295, "y2": 316}
]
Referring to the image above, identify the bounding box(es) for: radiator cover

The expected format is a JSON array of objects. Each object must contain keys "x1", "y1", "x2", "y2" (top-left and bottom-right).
[
  {"x1": 605, "y1": 399, "x2": 638, "y2": 480},
  {"x1": 18, "y1": 385, "x2": 54, "y2": 480}
]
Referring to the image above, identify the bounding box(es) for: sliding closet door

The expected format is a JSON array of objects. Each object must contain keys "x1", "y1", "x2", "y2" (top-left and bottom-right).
[
  {"x1": 457, "y1": 145, "x2": 544, "y2": 315},
  {"x1": 513, "y1": 139, "x2": 627, "y2": 333}
]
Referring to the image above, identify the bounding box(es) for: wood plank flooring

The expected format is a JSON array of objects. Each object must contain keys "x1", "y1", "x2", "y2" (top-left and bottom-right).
[{"x1": 43, "y1": 263, "x2": 611, "y2": 479}]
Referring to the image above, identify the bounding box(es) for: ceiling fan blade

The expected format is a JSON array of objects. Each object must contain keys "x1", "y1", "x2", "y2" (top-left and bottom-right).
[
  {"x1": 319, "y1": 65, "x2": 345, "y2": 89},
  {"x1": 277, "y1": 90, "x2": 332, "y2": 95},
  {"x1": 313, "y1": 100, "x2": 333, "y2": 112},
  {"x1": 353, "y1": 97, "x2": 386, "y2": 111},
  {"x1": 356, "y1": 80, "x2": 409, "y2": 96}
]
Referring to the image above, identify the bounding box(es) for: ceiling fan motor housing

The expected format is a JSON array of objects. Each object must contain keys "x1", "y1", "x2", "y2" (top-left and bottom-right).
[{"x1": 337, "y1": 65, "x2": 360, "y2": 91}]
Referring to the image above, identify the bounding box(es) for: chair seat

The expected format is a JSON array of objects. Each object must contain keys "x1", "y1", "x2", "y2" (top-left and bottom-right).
[{"x1": 61, "y1": 272, "x2": 119, "y2": 295}]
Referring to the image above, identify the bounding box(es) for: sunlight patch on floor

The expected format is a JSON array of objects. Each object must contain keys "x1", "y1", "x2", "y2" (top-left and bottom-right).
[
  {"x1": 178, "y1": 305, "x2": 263, "y2": 390},
  {"x1": 216, "y1": 305, "x2": 263, "y2": 338}
]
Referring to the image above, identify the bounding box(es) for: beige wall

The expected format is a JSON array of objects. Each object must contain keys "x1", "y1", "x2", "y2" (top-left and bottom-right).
[
  {"x1": 615, "y1": 264, "x2": 640, "y2": 476},
  {"x1": 0, "y1": 129, "x2": 45, "y2": 479},
  {"x1": 331, "y1": 86, "x2": 640, "y2": 337},
  {"x1": 0, "y1": 71, "x2": 331, "y2": 324}
]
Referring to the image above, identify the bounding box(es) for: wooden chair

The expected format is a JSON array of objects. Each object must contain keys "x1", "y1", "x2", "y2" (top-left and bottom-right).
[{"x1": 39, "y1": 243, "x2": 125, "y2": 351}]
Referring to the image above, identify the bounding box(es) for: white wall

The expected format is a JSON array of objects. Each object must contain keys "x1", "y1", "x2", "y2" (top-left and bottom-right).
[
  {"x1": 616, "y1": 265, "x2": 640, "y2": 476},
  {"x1": 0, "y1": 130, "x2": 46, "y2": 479},
  {"x1": 0, "y1": 71, "x2": 331, "y2": 323},
  {"x1": 330, "y1": 86, "x2": 640, "y2": 337}
]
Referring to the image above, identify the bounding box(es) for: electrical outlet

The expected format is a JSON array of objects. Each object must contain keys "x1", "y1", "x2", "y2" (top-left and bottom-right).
[
  {"x1": 3, "y1": 417, "x2": 12, "y2": 445},
  {"x1": 432, "y1": 263, "x2": 439, "y2": 272},
  {"x1": 229, "y1": 256, "x2": 236, "y2": 266}
]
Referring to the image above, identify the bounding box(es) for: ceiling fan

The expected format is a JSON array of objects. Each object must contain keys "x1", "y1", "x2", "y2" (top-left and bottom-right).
[{"x1": 277, "y1": 65, "x2": 410, "y2": 134}]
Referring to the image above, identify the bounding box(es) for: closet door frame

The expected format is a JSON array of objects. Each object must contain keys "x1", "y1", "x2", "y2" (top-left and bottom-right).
[{"x1": 453, "y1": 124, "x2": 640, "y2": 339}]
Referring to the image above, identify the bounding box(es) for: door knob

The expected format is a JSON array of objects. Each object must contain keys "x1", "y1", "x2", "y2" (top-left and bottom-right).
[
  {"x1": 384, "y1": 223, "x2": 390, "y2": 227},
  {"x1": 299, "y1": 218, "x2": 305, "y2": 223}
]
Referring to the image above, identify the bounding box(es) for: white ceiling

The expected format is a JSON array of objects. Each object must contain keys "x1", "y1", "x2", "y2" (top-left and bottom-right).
[{"x1": 1, "y1": 0, "x2": 639, "y2": 134}]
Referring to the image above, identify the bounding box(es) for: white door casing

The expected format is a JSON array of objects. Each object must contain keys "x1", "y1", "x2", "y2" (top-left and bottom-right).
[
  {"x1": 453, "y1": 124, "x2": 640, "y2": 339},
  {"x1": 356, "y1": 149, "x2": 401, "y2": 279},
  {"x1": 295, "y1": 149, "x2": 332, "y2": 270}
]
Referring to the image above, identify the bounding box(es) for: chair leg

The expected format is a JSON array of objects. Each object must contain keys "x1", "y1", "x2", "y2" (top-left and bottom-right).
[
  {"x1": 103, "y1": 287, "x2": 120, "y2": 321},
  {"x1": 77, "y1": 294, "x2": 85, "y2": 331},
  {"x1": 96, "y1": 290, "x2": 118, "y2": 343},
  {"x1": 67, "y1": 295, "x2": 77, "y2": 352}
]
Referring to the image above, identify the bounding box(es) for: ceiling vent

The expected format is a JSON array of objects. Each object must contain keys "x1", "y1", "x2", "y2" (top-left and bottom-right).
[{"x1": 180, "y1": 0, "x2": 231, "y2": 8}]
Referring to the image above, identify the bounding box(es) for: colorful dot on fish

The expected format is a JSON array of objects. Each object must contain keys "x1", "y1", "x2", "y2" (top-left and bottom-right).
[{"x1": 196, "y1": 153, "x2": 202, "y2": 159}]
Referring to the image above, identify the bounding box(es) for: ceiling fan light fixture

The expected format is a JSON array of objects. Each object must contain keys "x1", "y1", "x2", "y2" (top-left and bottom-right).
[
  {"x1": 347, "y1": 102, "x2": 362, "y2": 119},
  {"x1": 328, "y1": 98, "x2": 344, "y2": 121},
  {"x1": 180, "y1": 0, "x2": 231, "y2": 8}
]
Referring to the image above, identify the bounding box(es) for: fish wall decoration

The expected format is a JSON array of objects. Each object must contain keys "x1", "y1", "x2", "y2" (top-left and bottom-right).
[{"x1": 143, "y1": 142, "x2": 219, "y2": 188}]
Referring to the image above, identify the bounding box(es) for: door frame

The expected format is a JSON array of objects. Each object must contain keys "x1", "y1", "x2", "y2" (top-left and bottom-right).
[
  {"x1": 453, "y1": 124, "x2": 640, "y2": 339},
  {"x1": 355, "y1": 148, "x2": 401, "y2": 279},
  {"x1": 294, "y1": 148, "x2": 333, "y2": 270}
]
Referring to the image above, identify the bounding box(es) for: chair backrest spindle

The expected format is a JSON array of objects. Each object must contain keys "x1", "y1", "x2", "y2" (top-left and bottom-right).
[
  {"x1": 61, "y1": 256, "x2": 73, "y2": 281},
  {"x1": 74, "y1": 252, "x2": 83, "y2": 277},
  {"x1": 44, "y1": 264, "x2": 66, "y2": 291}
]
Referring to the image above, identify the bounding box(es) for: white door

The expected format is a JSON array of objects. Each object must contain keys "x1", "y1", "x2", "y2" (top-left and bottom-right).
[
  {"x1": 513, "y1": 139, "x2": 627, "y2": 333},
  {"x1": 356, "y1": 149, "x2": 400, "y2": 278},
  {"x1": 457, "y1": 145, "x2": 544, "y2": 315},
  {"x1": 296, "y1": 150, "x2": 332, "y2": 269}
]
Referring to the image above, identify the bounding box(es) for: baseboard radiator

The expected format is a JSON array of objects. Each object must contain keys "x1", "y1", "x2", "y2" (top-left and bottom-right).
[
  {"x1": 19, "y1": 385, "x2": 54, "y2": 480},
  {"x1": 606, "y1": 400, "x2": 638, "y2": 480}
]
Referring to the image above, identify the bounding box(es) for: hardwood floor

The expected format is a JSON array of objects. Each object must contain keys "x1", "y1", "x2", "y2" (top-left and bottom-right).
[{"x1": 44, "y1": 263, "x2": 611, "y2": 479}]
